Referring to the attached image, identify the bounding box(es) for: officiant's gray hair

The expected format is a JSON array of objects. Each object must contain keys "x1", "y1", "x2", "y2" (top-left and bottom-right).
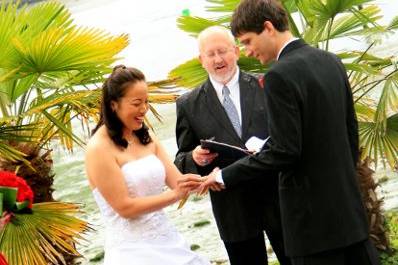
[{"x1": 198, "y1": 26, "x2": 236, "y2": 52}]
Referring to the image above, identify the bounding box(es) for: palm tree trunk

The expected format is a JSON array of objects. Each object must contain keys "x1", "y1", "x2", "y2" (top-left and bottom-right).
[
  {"x1": 0, "y1": 142, "x2": 54, "y2": 203},
  {"x1": 356, "y1": 154, "x2": 390, "y2": 251}
]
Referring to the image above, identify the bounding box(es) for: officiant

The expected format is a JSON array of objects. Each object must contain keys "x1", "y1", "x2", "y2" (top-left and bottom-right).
[{"x1": 174, "y1": 26, "x2": 290, "y2": 265}]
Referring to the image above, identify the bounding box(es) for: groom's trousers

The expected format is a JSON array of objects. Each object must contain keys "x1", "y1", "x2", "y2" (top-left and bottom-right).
[
  {"x1": 291, "y1": 239, "x2": 380, "y2": 265},
  {"x1": 223, "y1": 200, "x2": 291, "y2": 265}
]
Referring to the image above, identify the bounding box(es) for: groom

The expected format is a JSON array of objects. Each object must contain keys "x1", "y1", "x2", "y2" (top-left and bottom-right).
[{"x1": 201, "y1": 0, "x2": 380, "y2": 264}]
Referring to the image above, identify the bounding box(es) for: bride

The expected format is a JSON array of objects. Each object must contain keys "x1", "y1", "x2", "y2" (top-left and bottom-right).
[{"x1": 85, "y1": 65, "x2": 210, "y2": 265}]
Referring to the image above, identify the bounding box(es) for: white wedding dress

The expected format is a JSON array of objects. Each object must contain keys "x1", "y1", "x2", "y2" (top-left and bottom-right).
[{"x1": 92, "y1": 154, "x2": 210, "y2": 265}]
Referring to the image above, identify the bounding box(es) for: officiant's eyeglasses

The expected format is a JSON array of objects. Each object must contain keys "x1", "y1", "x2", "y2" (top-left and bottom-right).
[{"x1": 203, "y1": 48, "x2": 233, "y2": 59}]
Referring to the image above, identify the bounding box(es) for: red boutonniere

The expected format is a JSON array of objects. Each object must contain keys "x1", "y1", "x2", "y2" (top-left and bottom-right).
[
  {"x1": 258, "y1": 75, "x2": 265, "y2": 89},
  {"x1": 0, "y1": 171, "x2": 34, "y2": 218},
  {"x1": 0, "y1": 252, "x2": 8, "y2": 265}
]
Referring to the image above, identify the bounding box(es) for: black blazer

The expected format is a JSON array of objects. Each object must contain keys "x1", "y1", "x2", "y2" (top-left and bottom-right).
[
  {"x1": 174, "y1": 71, "x2": 279, "y2": 242},
  {"x1": 221, "y1": 40, "x2": 368, "y2": 256}
]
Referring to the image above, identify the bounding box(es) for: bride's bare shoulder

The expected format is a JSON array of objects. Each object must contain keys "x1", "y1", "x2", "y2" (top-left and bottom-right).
[{"x1": 86, "y1": 126, "x2": 114, "y2": 154}]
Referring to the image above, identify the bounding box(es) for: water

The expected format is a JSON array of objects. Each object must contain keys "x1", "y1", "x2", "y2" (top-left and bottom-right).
[{"x1": 51, "y1": 0, "x2": 398, "y2": 264}]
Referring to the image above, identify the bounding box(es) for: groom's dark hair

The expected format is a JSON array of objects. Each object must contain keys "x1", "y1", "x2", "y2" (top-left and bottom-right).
[
  {"x1": 92, "y1": 65, "x2": 152, "y2": 148},
  {"x1": 231, "y1": 0, "x2": 289, "y2": 37}
]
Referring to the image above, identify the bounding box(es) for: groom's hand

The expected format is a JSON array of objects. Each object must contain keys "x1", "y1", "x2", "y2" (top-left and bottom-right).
[{"x1": 198, "y1": 168, "x2": 225, "y2": 195}]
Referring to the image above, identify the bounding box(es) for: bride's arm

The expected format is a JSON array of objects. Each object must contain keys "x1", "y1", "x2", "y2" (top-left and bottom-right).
[
  {"x1": 85, "y1": 141, "x2": 187, "y2": 219},
  {"x1": 152, "y1": 134, "x2": 201, "y2": 190}
]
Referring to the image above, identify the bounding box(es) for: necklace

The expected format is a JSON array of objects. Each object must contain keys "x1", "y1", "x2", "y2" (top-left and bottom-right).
[
  {"x1": 124, "y1": 132, "x2": 134, "y2": 146},
  {"x1": 126, "y1": 139, "x2": 133, "y2": 146}
]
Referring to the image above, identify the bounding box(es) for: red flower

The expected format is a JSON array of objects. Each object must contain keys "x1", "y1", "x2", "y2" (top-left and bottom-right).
[
  {"x1": 0, "y1": 252, "x2": 8, "y2": 265},
  {"x1": 15, "y1": 177, "x2": 34, "y2": 208},
  {"x1": 258, "y1": 75, "x2": 265, "y2": 89},
  {"x1": 0, "y1": 171, "x2": 18, "y2": 188},
  {"x1": 0, "y1": 171, "x2": 34, "y2": 208}
]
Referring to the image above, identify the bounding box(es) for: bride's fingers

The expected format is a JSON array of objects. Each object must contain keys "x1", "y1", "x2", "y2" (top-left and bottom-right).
[
  {"x1": 179, "y1": 181, "x2": 202, "y2": 189},
  {"x1": 178, "y1": 175, "x2": 202, "y2": 183}
]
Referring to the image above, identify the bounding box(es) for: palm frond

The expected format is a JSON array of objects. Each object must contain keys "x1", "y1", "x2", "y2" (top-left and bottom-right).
[
  {"x1": 359, "y1": 113, "x2": 398, "y2": 168},
  {"x1": 373, "y1": 74, "x2": 398, "y2": 125},
  {"x1": 306, "y1": 0, "x2": 373, "y2": 19},
  {"x1": 355, "y1": 102, "x2": 376, "y2": 121},
  {"x1": 0, "y1": 143, "x2": 27, "y2": 163},
  {"x1": 0, "y1": 1, "x2": 20, "y2": 65},
  {"x1": 177, "y1": 16, "x2": 220, "y2": 37},
  {"x1": 387, "y1": 16, "x2": 398, "y2": 30},
  {"x1": 0, "y1": 202, "x2": 91, "y2": 265},
  {"x1": 17, "y1": 1, "x2": 73, "y2": 34},
  {"x1": 328, "y1": 5, "x2": 382, "y2": 40},
  {"x1": 168, "y1": 58, "x2": 208, "y2": 89},
  {"x1": 0, "y1": 123, "x2": 37, "y2": 142},
  {"x1": 148, "y1": 94, "x2": 179, "y2": 103},
  {"x1": 238, "y1": 55, "x2": 268, "y2": 74},
  {"x1": 205, "y1": 0, "x2": 240, "y2": 13},
  {"x1": 7, "y1": 27, "x2": 128, "y2": 74}
]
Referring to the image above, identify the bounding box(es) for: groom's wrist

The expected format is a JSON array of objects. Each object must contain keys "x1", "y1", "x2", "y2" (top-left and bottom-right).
[{"x1": 215, "y1": 170, "x2": 224, "y2": 185}]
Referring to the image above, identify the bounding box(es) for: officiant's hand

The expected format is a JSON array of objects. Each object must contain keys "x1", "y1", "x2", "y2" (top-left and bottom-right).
[
  {"x1": 192, "y1": 145, "x2": 218, "y2": 167},
  {"x1": 198, "y1": 168, "x2": 225, "y2": 195}
]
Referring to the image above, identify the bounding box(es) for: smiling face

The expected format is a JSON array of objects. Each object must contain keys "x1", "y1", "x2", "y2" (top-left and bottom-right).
[
  {"x1": 111, "y1": 80, "x2": 149, "y2": 132},
  {"x1": 199, "y1": 30, "x2": 240, "y2": 84}
]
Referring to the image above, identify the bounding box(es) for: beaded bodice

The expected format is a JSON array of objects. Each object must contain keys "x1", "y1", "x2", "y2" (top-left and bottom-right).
[{"x1": 92, "y1": 155, "x2": 179, "y2": 249}]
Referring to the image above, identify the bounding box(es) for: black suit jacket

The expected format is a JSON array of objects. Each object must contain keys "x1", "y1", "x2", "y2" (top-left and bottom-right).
[
  {"x1": 175, "y1": 71, "x2": 279, "y2": 242},
  {"x1": 221, "y1": 40, "x2": 368, "y2": 256}
]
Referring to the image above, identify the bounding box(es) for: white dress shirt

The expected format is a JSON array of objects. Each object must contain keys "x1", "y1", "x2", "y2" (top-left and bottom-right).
[
  {"x1": 276, "y1": 37, "x2": 299, "y2": 61},
  {"x1": 209, "y1": 67, "x2": 242, "y2": 125}
]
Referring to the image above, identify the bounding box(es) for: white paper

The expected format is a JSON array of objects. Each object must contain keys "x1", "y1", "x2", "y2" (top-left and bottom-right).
[{"x1": 245, "y1": 136, "x2": 270, "y2": 153}]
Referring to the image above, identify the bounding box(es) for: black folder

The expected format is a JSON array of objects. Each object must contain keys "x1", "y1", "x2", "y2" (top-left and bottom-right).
[{"x1": 200, "y1": 139, "x2": 252, "y2": 159}]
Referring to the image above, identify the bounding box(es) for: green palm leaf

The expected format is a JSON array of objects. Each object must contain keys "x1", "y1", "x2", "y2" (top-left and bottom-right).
[
  {"x1": 0, "y1": 0, "x2": 129, "y2": 158},
  {"x1": 373, "y1": 75, "x2": 398, "y2": 126},
  {"x1": 177, "y1": 16, "x2": 220, "y2": 37},
  {"x1": 387, "y1": 16, "x2": 398, "y2": 30},
  {"x1": 169, "y1": 58, "x2": 208, "y2": 89},
  {"x1": 359, "y1": 114, "x2": 398, "y2": 168},
  {"x1": 328, "y1": 5, "x2": 381, "y2": 40},
  {"x1": 9, "y1": 27, "x2": 128, "y2": 74},
  {"x1": 355, "y1": 102, "x2": 376, "y2": 121},
  {"x1": 0, "y1": 202, "x2": 90, "y2": 265},
  {"x1": 306, "y1": 0, "x2": 373, "y2": 19},
  {"x1": 205, "y1": 0, "x2": 239, "y2": 13},
  {"x1": 238, "y1": 55, "x2": 269, "y2": 74},
  {"x1": 0, "y1": 123, "x2": 37, "y2": 163}
]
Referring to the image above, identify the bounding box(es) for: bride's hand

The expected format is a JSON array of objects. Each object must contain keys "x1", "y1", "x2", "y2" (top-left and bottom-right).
[{"x1": 175, "y1": 174, "x2": 203, "y2": 200}]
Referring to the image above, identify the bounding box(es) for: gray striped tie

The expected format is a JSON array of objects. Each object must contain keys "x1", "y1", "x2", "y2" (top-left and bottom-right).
[{"x1": 222, "y1": 85, "x2": 241, "y2": 137}]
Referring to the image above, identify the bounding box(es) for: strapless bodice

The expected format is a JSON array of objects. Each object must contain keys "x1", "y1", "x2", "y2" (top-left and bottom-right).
[{"x1": 92, "y1": 155, "x2": 178, "y2": 248}]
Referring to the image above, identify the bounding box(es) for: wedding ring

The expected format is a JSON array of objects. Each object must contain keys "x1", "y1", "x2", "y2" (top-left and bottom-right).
[{"x1": 202, "y1": 159, "x2": 209, "y2": 165}]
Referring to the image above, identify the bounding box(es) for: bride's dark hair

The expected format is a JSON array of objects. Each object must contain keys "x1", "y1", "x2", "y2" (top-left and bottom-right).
[{"x1": 92, "y1": 65, "x2": 152, "y2": 148}]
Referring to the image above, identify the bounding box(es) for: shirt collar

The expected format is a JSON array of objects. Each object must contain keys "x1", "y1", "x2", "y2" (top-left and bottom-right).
[
  {"x1": 276, "y1": 37, "x2": 299, "y2": 61},
  {"x1": 209, "y1": 67, "x2": 240, "y2": 98}
]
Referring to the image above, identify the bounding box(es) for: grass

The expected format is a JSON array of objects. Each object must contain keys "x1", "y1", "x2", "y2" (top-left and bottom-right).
[{"x1": 380, "y1": 210, "x2": 398, "y2": 265}]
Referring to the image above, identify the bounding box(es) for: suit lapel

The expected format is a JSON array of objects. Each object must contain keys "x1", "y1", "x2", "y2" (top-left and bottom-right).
[
  {"x1": 204, "y1": 79, "x2": 243, "y2": 143},
  {"x1": 239, "y1": 72, "x2": 255, "y2": 141}
]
